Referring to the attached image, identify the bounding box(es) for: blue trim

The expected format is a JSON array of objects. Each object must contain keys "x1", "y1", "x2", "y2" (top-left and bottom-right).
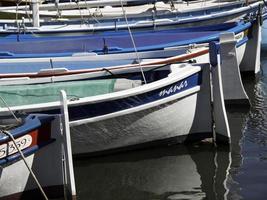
[
  {"x1": 0, "y1": 114, "x2": 54, "y2": 143},
  {"x1": 209, "y1": 42, "x2": 219, "y2": 67},
  {"x1": 236, "y1": 36, "x2": 249, "y2": 48}
]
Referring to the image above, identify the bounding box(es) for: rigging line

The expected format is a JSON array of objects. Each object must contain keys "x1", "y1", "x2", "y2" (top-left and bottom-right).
[
  {"x1": 55, "y1": 0, "x2": 61, "y2": 18},
  {"x1": 15, "y1": 0, "x2": 25, "y2": 28},
  {"x1": 15, "y1": 1, "x2": 19, "y2": 28},
  {"x1": 119, "y1": 0, "x2": 147, "y2": 84},
  {"x1": 2, "y1": 130, "x2": 49, "y2": 200},
  {"x1": 0, "y1": 96, "x2": 21, "y2": 124},
  {"x1": 84, "y1": 0, "x2": 100, "y2": 27},
  {"x1": 76, "y1": 0, "x2": 85, "y2": 25},
  {"x1": 25, "y1": 0, "x2": 32, "y2": 26},
  {"x1": 83, "y1": 0, "x2": 91, "y2": 24},
  {"x1": 21, "y1": 0, "x2": 39, "y2": 38}
]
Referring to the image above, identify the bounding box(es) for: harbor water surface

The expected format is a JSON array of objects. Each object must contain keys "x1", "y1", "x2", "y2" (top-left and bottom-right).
[{"x1": 73, "y1": 22, "x2": 267, "y2": 200}]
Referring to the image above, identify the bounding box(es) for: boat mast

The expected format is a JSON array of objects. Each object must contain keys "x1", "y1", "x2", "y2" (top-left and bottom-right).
[{"x1": 32, "y1": 0, "x2": 40, "y2": 27}]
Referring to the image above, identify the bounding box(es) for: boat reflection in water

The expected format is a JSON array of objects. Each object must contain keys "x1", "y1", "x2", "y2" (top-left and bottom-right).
[
  {"x1": 74, "y1": 144, "x2": 231, "y2": 200},
  {"x1": 73, "y1": 106, "x2": 248, "y2": 200}
]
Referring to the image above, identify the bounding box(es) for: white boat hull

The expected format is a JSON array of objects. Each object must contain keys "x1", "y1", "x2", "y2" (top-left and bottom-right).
[
  {"x1": 71, "y1": 91, "x2": 210, "y2": 155},
  {"x1": 67, "y1": 64, "x2": 213, "y2": 155},
  {"x1": 0, "y1": 116, "x2": 68, "y2": 199}
]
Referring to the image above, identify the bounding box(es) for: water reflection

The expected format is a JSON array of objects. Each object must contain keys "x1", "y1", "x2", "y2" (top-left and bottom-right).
[
  {"x1": 229, "y1": 49, "x2": 267, "y2": 199},
  {"x1": 74, "y1": 143, "x2": 234, "y2": 200},
  {"x1": 226, "y1": 108, "x2": 249, "y2": 200}
]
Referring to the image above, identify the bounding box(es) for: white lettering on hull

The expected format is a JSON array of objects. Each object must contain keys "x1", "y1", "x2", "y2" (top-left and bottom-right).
[{"x1": 159, "y1": 80, "x2": 188, "y2": 97}]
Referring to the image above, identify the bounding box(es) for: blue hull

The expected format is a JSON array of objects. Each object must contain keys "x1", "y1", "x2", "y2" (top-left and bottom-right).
[{"x1": 0, "y1": 21, "x2": 251, "y2": 58}]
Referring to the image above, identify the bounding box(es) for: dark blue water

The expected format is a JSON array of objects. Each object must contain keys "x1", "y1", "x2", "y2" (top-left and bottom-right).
[{"x1": 73, "y1": 22, "x2": 267, "y2": 200}]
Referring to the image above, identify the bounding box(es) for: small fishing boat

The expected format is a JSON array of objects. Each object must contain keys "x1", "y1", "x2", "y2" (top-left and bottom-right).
[
  {"x1": 0, "y1": 44, "x2": 208, "y2": 75},
  {"x1": 0, "y1": 0, "x2": 161, "y2": 11},
  {"x1": 0, "y1": 1, "x2": 262, "y2": 36},
  {"x1": 0, "y1": 111, "x2": 76, "y2": 199},
  {"x1": 0, "y1": 53, "x2": 230, "y2": 156},
  {"x1": 0, "y1": 16, "x2": 261, "y2": 78},
  {"x1": 0, "y1": 0, "x2": 249, "y2": 20},
  {"x1": 0, "y1": 20, "x2": 254, "y2": 59}
]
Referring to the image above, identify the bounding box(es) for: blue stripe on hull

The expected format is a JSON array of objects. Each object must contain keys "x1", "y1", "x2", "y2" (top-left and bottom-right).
[{"x1": 68, "y1": 72, "x2": 201, "y2": 121}]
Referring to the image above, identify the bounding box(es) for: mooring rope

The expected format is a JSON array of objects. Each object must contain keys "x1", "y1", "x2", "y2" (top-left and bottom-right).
[
  {"x1": 0, "y1": 96, "x2": 21, "y2": 124},
  {"x1": 0, "y1": 93, "x2": 48, "y2": 200},
  {"x1": 15, "y1": 0, "x2": 24, "y2": 28},
  {"x1": 119, "y1": 0, "x2": 147, "y2": 84},
  {"x1": 75, "y1": 0, "x2": 85, "y2": 25}
]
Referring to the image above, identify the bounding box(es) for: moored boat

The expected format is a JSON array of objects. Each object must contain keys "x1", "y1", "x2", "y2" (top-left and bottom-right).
[
  {"x1": 0, "y1": 112, "x2": 76, "y2": 199},
  {"x1": 0, "y1": 0, "x2": 251, "y2": 20},
  {"x1": 0, "y1": 1, "x2": 263, "y2": 37},
  {"x1": 0, "y1": 53, "x2": 230, "y2": 155},
  {"x1": 0, "y1": 20, "x2": 253, "y2": 59}
]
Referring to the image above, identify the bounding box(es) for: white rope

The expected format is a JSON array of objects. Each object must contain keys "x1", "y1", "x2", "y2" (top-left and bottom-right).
[
  {"x1": 0, "y1": 96, "x2": 21, "y2": 124},
  {"x1": 15, "y1": 0, "x2": 25, "y2": 28},
  {"x1": 75, "y1": 0, "x2": 85, "y2": 24},
  {"x1": 3, "y1": 130, "x2": 49, "y2": 200},
  {"x1": 120, "y1": 0, "x2": 147, "y2": 84},
  {"x1": 84, "y1": 0, "x2": 101, "y2": 26},
  {"x1": 25, "y1": 0, "x2": 32, "y2": 24},
  {"x1": 55, "y1": 0, "x2": 61, "y2": 18}
]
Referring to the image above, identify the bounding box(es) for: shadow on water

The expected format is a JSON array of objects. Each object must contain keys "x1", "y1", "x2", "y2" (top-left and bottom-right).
[
  {"x1": 73, "y1": 102, "x2": 250, "y2": 200},
  {"x1": 74, "y1": 143, "x2": 233, "y2": 200}
]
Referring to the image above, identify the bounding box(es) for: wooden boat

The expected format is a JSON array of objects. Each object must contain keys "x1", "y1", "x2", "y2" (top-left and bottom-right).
[
  {"x1": 0, "y1": 33, "x2": 256, "y2": 109},
  {"x1": 0, "y1": 44, "x2": 208, "y2": 75},
  {"x1": 0, "y1": 14, "x2": 262, "y2": 106},
  {"x1": 0, "y1": 0, "x2": 249, "y2": 20},
  {"x1": 0, "y1": 13, "x2": 262, "y2": 106},
  {"x1": 0, "y1": 53, "x2": 230, "y2": 155},
  {"x1": 0, "y1": 111, "x2": 76, "y2": 199},
  {"x1": 0, "y1": 1, "x2": 262, "y2": 36},
  {"x1": 0, "y1": 0, "x2": 162, "y2": 11},
  {"x1": 0, "y1": 48, "x2": 210, "y2": 85},
  {"x1": 0, "y1": 20, "x2": 253, "y2": 59}
]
